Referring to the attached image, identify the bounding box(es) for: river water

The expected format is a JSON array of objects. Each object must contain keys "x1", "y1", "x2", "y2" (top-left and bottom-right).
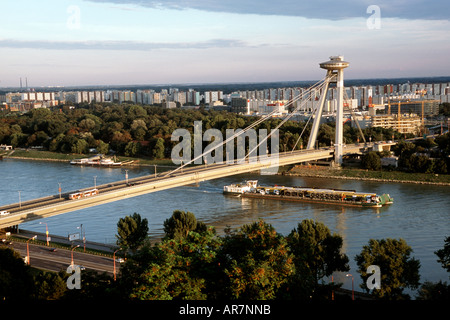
[{"x1": 1, "y1": 158, "x2": 449, "y2": 296}]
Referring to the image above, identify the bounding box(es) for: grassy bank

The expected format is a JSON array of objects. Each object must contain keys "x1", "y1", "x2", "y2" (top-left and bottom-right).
[
  {"x1": 287, "y1": 165, "x2": 450, "y2": 185},
  {"x1": 3, "y1": 149, "x2": 81, "y2": 161}
]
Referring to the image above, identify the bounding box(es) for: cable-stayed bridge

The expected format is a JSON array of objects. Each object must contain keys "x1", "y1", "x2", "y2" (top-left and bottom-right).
[{"x1": 0, "y1": 56, "x2": 391, "y2": 229}]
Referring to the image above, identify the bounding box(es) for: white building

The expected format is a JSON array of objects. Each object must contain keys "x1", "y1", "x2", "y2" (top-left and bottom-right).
[{"x1": 204, "y1": 91, "x2": 223, "y2": 104}]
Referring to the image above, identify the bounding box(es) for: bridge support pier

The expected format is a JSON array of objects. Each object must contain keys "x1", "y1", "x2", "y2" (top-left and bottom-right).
[{"x1": 318, "y1": 56, "x2": 349, "y2": 166}]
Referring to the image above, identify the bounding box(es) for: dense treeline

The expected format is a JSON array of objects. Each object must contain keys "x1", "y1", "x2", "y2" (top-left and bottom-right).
[
  {"x1": 1, "y1": 212, "x2": 449, "y2": 301},
  {"x1": 3, "y1": 102, "x2": 448, "y2": 174},
  {"x1": 360, "y1": 134, "x2": 450, "y2": 174},
  {"x1": 0, "y1": 103, "x2": 406, "y2": 159}
]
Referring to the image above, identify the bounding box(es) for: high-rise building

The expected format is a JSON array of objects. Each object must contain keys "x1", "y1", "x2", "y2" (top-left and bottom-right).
[
  {"x1": 186, "y1": 89, "x2": 200, "y2": 105},
  {"x1": 204, "y1": 91, "x2": 222, "y2": 104},
  {"x1": 231, "y1": 97, "x2": 249, "y2": 114}
]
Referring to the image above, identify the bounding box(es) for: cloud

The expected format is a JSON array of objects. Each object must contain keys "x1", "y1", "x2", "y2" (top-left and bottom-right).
[
  {"x1": 85, "y1": 0, "x2": 450, "y2": 20},
  {"x1": 0, "y1": 38, "x2": 250, "y2": 51}
]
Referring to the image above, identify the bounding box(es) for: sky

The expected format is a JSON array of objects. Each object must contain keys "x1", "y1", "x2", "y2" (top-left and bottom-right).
[{"x1": 0, "y1": 0, "x2": 449, "y2": 87}]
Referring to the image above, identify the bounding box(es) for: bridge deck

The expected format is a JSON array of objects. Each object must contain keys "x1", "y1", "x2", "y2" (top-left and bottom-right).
[{"x1": 0, "y1": 143, "x2": 390, "y2": 229}]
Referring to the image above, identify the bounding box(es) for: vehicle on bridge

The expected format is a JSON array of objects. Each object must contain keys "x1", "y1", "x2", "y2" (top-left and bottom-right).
[
  {"x1": 68, "y1": 188, "x2": 99, "y2": 200},
  {"x1": 0, "y1": 210, "x2": 10, "y2": 216}
]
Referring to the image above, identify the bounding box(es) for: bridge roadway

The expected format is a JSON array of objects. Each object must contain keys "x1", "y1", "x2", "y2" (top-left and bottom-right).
[{"x1": 0, "y1": 144, "x2": 380, "y2": 229}]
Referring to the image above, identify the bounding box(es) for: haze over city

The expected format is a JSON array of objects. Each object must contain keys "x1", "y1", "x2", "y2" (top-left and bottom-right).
[{"x1": 1, "y1": 0, "x2": 449, "y2": 87}]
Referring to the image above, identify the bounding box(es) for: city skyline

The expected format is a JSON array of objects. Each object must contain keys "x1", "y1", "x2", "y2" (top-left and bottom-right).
[{"x1": 1, "y1": 0, "x2": 449, "y2": 87}]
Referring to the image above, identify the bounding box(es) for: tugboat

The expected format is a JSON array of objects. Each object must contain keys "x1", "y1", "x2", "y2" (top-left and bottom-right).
[{"x1": 224, "y1": 180, "x2": 393, "y2": 208}]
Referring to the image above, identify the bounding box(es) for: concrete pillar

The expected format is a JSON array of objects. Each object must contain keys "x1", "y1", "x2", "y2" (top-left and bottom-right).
[{"x1": 319, "y1": 56, "x2": 349, "y2": 165}]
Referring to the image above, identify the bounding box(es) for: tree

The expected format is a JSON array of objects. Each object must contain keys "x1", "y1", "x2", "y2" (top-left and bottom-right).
[
  {"x1": 124, "y1": 141, "x2": 140, "y2": 157},
  {"x1": 0, "y1": 247, "x2": 35, "y2": 300},
  {"x1": 116, "y1": 213, "x2": 149, "y2": 252},
  {"x1": 163, "y1": 210, "x2": 207, "y2": 241},
  {"x1": 394, "y1": 141, "x2": 416, "y2": 169},
  {"x1": 33, "y1": 271, "x2": 67, "y2": 300},
  {"x1": 71, "y1": 138, "x2": 88, "y2": 154},
  {"x1": 435, "y1": 236, "x2": 450, "y2": 274},
  {"x1": 416, "y1": 281, "x2": 450, "y2": 301},
  {"x1": 96, "y1": 140, "x2": 109, "y2": 154},
  {"x1": 152, "y1": 137, "x2": 165, "y2": 159},
  {"x1": 355, "y1": 238, "x2": 420, "y2": 300},
  {"x1": 361, "y1": 151, "x2": 381, "y2": 170},
  {"x1": 286, "y1": 219, "x2": 349, "y2": 299},
  {"x1": 219, "y1": 220, "x2": 295, "y2": 299},
  {"x1": 131, "y1": 119, "x2": 147, "y2": 141},
  {"x1": 129, "y1": 227, "x2": 221, "y2": 300},
  {"x1": 410, "y1": 154, "x2": 433, "y2": 173},
  {"x1": 79, "y1": 118, "x2": 96, "y2": 132}
]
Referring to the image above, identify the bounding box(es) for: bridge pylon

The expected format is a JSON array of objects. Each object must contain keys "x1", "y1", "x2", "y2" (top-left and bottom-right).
[{"x1": 307, "y1": 56, "x2": 349, "y2": 165}]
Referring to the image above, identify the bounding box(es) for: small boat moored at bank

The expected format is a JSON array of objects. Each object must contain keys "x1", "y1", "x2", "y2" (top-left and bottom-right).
[
  {"x1": 70, "y1": 154, "x2": 122, "y2": 167},
  {"x1": 223, "y1": 180, "x2": 393, "y2": 208}
]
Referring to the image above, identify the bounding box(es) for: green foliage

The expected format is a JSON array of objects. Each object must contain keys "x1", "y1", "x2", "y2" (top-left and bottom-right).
[
  {"x1": 0, "y1": 247, "x2": 35, "y2": 300},
  {"x1": 416, "y1": 281, "x2": 450, "y2": 301},
  {"x1": 0, "y1": 102, "x2": 415, "y2": 161},
  {"x1": 435, "y1": 132, "x2": 450, "y2": 155},
  {"x1": 124, "y1": 141, "x2": 141, "y2": 157},
  {"x1": 152, "y1": 137, "x2": 165, "y2": 159},
  {"x1": 439, "y1": 102, "x2": 450, "y2": 116},
  {"x1": 33, "y1": 271, "x2": 66, "y2": 300},
  {"x1": 355, "y1": 238, "x2": 421, "y2": 300},
  {"x1": 286, "y1": 219, "x2": 349, "y2": 299},
  {"x1": 393, "y1": 138, "x2": 449, "y2": 174},
  {"x1": 116, "y1": 212, "x2": 149, "y2": 252},
  {"x1": 435, "y1": 236, "x2": 450, "y2": 274},
  {"x1": 6, "y1": 211, "x2": 450, "y2": 301},
  {"x1": 361, "y1": 151, "x2": 381, "y2": 170},
  {"x1": 130, "y1": 227, "x2": 221, "y2": 300},
  {"x1": 163, "y1": 210, "x2": 207, "y2": 241},
  {"x1": 288, "y1": 219, "x2": 349, "y2": 281},
  {"x1": 71, "y1": 138, "x2": 89, "y2": 154},
  {"x1": 123, "y1": 216, "x2": 351, "y2": 300},
  {"x1": 220, "y1": 220, "x2": 295, "y2": 299}
]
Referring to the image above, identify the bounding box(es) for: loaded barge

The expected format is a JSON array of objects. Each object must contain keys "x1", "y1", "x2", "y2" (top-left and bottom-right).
[{"x1": 223, "y1": 180, "x2": 393, "y2": 208}]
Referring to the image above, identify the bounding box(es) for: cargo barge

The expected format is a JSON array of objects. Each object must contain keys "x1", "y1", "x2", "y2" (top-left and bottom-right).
[{"x1": 223, "y1": 180, "x2": 393, "y2": 208}]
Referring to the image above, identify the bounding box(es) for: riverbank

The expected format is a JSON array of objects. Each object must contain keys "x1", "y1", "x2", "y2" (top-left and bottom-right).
[
  {"x1": 3, "y1": 149, "x2": 450, "y2": 185},
  {"x1": 287, "y1": 164, "x2": 450, "y2": 186},
  {"x1": 1, "y1": 149, "x2": 176, "y2": 167}
]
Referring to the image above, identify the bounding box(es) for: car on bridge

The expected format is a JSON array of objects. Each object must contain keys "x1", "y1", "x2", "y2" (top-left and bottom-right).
[{"x1": 0, "y1": 210, "x2": 10, "y2": 216}]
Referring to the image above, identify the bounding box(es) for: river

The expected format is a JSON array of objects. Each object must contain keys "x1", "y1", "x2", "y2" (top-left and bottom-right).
[{"x1": 1, "y1": 158, "x2": 449, "y2": 296}]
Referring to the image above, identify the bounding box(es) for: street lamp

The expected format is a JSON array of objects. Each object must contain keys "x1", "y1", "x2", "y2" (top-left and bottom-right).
[
  {"x1": 94, "y1": 176, "x2": 97, "y2": 188},
  {"x1": 77, "y1": 224, "x2": 86, "y2": 252},
  {"x1": 346, "y1": 273, "x2": 354, "y2": 300},
  {"x1": 58, "y1": 182, "x2": 62, "y2": 199},
  {"x1": 71, "y1": 245, "x2": 80, "y2": 266},
  {"x1": 39, "y1": 221, "x2": 49, "y2": 246},
  {"x1": 18, "y1": 190, "x2": 21, "y2": 208},
  {"x1": 26, "y1": 235, "x2": 37, "y2": 265}
]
